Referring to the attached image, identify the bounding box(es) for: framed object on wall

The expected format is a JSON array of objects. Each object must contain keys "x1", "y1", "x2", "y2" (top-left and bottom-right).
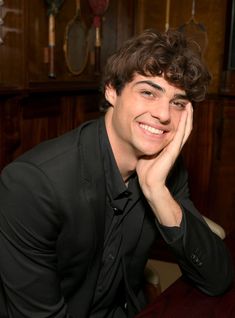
[
  {"x1": 227, "y1": 0, "x2": 235, "y2": 70},
  {"x1": 221, "y1": 0, "x2": 235, "y2": 95}
]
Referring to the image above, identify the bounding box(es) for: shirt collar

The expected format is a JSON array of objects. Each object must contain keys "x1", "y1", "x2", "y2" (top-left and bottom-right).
[{"x1": 99, "y1": 116, "x2": 130, "y2": 200}]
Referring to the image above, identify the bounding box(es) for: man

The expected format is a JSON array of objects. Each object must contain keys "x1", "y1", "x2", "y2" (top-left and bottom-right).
[{"x1": 0, "y1": 29, "x2": 233, "y2": 318}]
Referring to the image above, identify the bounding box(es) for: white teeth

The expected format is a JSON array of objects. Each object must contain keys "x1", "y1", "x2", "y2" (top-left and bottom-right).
[{"x1": 139, "y1": 124, "x2": 164, "y2": 135}]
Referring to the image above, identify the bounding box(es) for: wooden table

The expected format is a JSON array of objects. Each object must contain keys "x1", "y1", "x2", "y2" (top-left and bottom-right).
[{"x1": 136, "y1": 232, "x2": 235, "y2": 318}]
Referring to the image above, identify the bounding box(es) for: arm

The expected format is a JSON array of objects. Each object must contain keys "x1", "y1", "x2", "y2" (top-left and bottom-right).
[
  {"x1": 0, "y1": 162, "x2": 70, "y2": 317},
  {"x1": 136, "y1": 104, "x2": 234, "y2": 295},
  {"x1": 136, "y1": 102, "x2": 193, "y2": 227},
  {"x1": 164, "y1": 159, "x2": 233, "y2": 295}
]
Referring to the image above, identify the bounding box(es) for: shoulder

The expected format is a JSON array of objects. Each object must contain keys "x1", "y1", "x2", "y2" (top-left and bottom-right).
[
  {"x1": 1, "y1": 119, "x2": 100, "y2": 188},
  {"x1": 17, "y1": 120, "x2": 98, "y2": 167}
]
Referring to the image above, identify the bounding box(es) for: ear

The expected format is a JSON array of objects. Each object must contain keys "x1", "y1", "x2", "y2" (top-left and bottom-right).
[{"x1": 105, "y1": 85, "x2": 117, "y2": 106}]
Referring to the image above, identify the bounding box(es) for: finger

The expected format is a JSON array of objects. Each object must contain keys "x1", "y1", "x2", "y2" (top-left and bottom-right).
[
  {"x1": 170, "y1": 107, "x2": 188, "y2": 153},
  {"x1": 182, "y1": 102, "x2": 193, "y2": 146}
]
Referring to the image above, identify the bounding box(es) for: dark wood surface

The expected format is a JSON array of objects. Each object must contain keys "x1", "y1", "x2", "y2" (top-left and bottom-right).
[{"x1": 136, "y1": 232, "x2": 235, "y2": 318}]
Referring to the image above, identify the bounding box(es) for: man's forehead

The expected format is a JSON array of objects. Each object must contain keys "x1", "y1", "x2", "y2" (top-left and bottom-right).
[{"x1": 131, "y1": 74, "x2": 187, "y2": 96}]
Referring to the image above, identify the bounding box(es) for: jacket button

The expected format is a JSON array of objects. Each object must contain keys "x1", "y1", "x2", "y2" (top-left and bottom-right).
[{"x1": 191, "y1": 254, "x2": 202, "y2": 266}]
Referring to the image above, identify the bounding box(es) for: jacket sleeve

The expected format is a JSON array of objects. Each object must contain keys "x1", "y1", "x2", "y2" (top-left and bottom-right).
[
  {"x1": 156, "y1": 157, "x2": 234, "y2": 296},
  {"x1": 0, "y1": 161, "x2": 71, "y2": 318}
]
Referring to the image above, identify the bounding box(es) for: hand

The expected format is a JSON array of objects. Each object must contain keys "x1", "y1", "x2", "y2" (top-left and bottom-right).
[
  {"x1": 136, "y1": 103, "x2": 193, "y2": 225},
  {"x1": 136, "y1": 103, "x2": 193, "y2": 192}
]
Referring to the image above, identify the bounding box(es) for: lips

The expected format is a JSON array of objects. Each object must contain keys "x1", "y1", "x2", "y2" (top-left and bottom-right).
[{"x1": 139, "y1": 123, "x2": 164, "y2": 135}]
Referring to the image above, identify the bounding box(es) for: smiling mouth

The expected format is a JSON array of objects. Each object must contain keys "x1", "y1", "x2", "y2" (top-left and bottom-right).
[{"x1": 139, "y1": 123, "x2": 164, "y2": 135}]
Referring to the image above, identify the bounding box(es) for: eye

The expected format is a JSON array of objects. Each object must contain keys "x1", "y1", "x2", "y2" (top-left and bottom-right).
[
  {"x1": 140, "y1": 90, "x2": 155, "y2": 99},
  {"x1": 171, "y1": 100, "x2": 187, "y2": 110}
]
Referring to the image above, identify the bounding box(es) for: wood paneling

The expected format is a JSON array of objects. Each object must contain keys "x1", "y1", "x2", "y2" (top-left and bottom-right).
[
  {"x1": 0, "y1": 0, "x2": 25, "y2": 88},
  {"x1": 0, "y1": 0, "x2": 136, "y2": 168},
  {"x1": 7, "y1": 92, "x2": 101, "y2": 162},
  {"x1": 209, "y1": 99, "x2": 235, "y2": 234},
  {"x1": 0, "y1": 0, "x2": 136, "y2": 90},
  {"x1": 182, "y1": 99, "x2": 216, "y2": 216},
  {"x1": 135, "y1": 0, "x2": 228, "y2": 94}
]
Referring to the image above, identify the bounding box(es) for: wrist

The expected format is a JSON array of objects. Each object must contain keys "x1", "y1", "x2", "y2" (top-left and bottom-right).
[{"x1": 146, "y1": 186, "x2": 183, "y2": 227}]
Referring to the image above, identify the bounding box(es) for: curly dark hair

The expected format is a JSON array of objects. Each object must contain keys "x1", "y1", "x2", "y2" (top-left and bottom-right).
[{"x1": 101, "y1": 28, "x2": 211, "y2": 110}]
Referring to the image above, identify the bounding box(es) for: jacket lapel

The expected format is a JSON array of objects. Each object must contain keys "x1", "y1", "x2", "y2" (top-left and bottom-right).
[{"x1": 79, "y1": 119, "x2": 106, "y2": 257}]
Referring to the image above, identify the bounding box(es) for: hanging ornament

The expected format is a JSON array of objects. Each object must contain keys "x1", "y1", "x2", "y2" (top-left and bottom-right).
[
  {"x1": 165, "y1": 0, "x2": 170, "y2": 31},
  {"x1": 178, "y1": 0, "x2": 208, "y2": 54},
  {"x1": 88, "y1": 0, "x2": 109, "y2": 74},
  {"x1": 45, "y1": 0, "x2": 64, "y2": 78},
  {"x1": 64, "y1": 0, "x2": 90, "y2": 75}
]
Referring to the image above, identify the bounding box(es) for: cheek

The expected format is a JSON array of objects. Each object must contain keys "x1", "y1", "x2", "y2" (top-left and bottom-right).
[
  {"x1": 112, "y1": 105, "x2": 129, "y2": 132},
  {"x1": 115, "y1": 102, "x2": 133, "y2": 122},
  {"x1": 171, "y1": 110, "x2": 182, "y2": 130}
]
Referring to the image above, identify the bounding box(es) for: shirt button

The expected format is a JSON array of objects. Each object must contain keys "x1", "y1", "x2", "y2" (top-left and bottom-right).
[
  {"x1": 108, "y1": 253, "x2": 115, "y2": 261},
  {"x1": 112, "y1": 207, "x2": 122, "y2": 215}
]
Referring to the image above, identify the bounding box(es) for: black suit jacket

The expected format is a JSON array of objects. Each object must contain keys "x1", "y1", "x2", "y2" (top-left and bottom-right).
[{"x1": 0, "y1": 118, "x2": 233, "y2": 318}]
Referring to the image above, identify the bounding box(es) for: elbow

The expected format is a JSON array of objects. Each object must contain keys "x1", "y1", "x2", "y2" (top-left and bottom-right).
[{"x1": 199, "y1": 268, "x2": 234, "y2": 296}]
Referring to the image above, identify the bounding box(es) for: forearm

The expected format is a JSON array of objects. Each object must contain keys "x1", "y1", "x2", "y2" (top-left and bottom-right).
[
  {"x1": 169, "y1": 211, "x2": 234, "y2": 296},
  {"x1": 145, "y1": 185, "x2": 183, "y2": 227},
  {"x1": 142, "y1": 153, "x2": 234, "y2": 295}
]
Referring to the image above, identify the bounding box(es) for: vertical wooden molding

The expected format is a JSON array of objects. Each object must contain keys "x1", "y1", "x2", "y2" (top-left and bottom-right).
[{"x1": 2, "y1": 97, "x2": 21, "y2": 167}]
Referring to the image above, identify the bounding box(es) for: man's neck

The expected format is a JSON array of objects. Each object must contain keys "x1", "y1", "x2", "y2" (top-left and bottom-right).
[{"x1": 104, "y1": 112, "x2": 138, "y2": 182}]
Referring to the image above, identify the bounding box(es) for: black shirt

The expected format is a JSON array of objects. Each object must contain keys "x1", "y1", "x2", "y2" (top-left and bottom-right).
[
  {"x1": 91, "y1": 117, "x2": 142, "y2": 317},
  {"x1": 91, "y1": 117, "x2": 184, "y2": 317}
]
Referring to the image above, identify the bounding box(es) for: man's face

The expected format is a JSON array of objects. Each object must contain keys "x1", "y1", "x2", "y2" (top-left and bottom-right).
[{"x1": 105, "y1": 74, "x2": 191, "y2": 158}]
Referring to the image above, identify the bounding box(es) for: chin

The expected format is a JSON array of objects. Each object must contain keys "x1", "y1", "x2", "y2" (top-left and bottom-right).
[
  {"x1": 133, "y1": 140, "x2": 167, "y2": 157},
  {"x1": 136, "y1": 147, "x2": 163, "y2": 158}
]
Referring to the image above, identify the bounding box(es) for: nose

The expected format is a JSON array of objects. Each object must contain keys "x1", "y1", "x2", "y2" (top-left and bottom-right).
[{"x1": 150, "y1": 98, "x2": 171, "y2": 124}]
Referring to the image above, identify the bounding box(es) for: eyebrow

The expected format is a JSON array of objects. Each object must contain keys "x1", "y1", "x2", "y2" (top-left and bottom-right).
[
  {"x1": 135, "y1": 80, "x2": 189, "y2": 101},
  {"x1": 135, "y1": 80, "x2": 165, "y2": 92}
]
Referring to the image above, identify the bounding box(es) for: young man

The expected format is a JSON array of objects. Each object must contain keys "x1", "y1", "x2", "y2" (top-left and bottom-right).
[{"x1": 0, "y1": 29, "x2": 233, "y2": 318}]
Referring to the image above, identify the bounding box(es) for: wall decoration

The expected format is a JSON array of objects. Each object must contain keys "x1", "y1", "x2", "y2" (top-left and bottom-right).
[
  {"x1": 178, "y1": 0, "x2": 208, "y2": 54},
  {"x1": 88, "y1": 0, "x2": 109, "y2": 74},
  {"x1": 64, "y1": 0, "x2": 90, "y2": 75},
  {"x1": 44, "y1": 0, "x2": 64, "y2": 78},
  {"x1": 165, "y1": 0, "x2": 170, "y2": 31}
]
